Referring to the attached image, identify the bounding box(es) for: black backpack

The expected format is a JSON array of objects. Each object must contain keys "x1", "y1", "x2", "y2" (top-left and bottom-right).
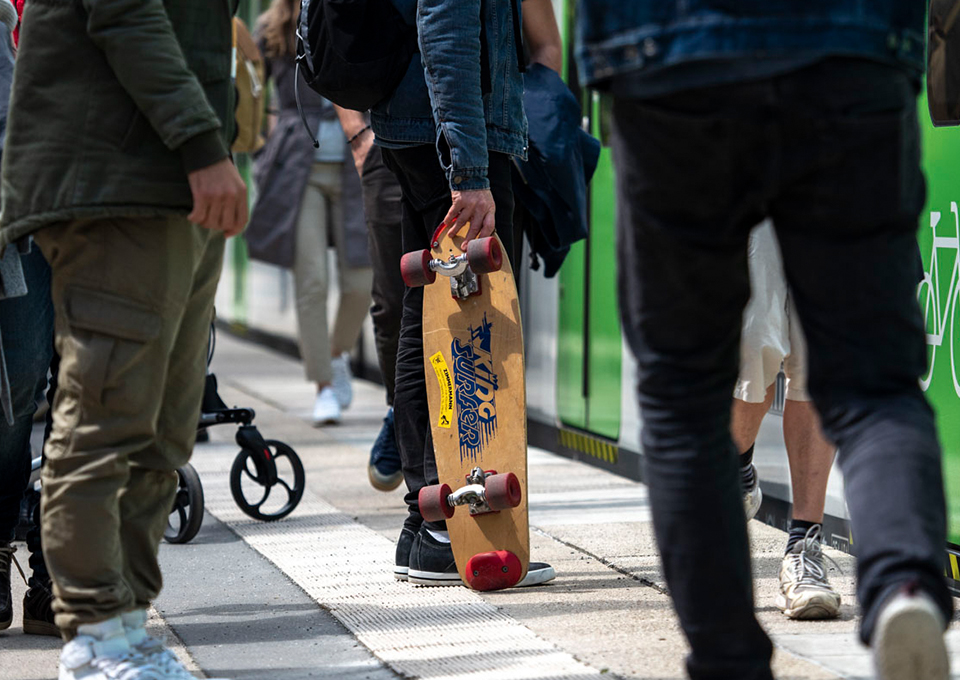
[{"x1": 295, "y1": 0, "x2": 418, "y2": 114}]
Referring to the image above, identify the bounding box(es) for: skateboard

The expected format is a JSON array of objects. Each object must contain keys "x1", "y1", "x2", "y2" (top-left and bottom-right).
[{"x1": 400, "y1": 227, "x2": 529, "y2": 591}]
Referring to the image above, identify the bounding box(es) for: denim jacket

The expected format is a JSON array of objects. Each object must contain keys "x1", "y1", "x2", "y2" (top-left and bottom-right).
[
  {"x1": 575, "y1": 1, "x2": 925, "y2": 89},
  {"x1": 373, "y1": 0, "x2": 527, "y2": 191}
]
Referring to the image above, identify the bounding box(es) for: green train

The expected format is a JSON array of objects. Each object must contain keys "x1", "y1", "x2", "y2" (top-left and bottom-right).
[{"x1": 220, "y1": 0, "x2": 960, "y2": 587}]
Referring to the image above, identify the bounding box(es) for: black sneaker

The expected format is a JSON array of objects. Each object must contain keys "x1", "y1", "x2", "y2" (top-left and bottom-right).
[
  {"x1": 369, "y1": 409, "x2": 403, "y2": 492},
  {"x1": 407, "y1": 529, "x2": 461, "y2": 586},
  {"x1": 23, "y1": 577, "x2": 58, "y2": 637},
  {"x1": 394, "y1": 527, "x2": 416, "y2": 581},
  {"x1": 0, "y1": 543, "x2": 13, "y2": 630}
]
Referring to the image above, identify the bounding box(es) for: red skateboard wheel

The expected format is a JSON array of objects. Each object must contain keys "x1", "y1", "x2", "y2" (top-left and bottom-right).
[
  {"x1": 418, "y1": 483, "x2": 454, "y2": 522},
  {"x1": 484, "y1": 472, "x2": 521, "y2": 511},
  {"x1": 400, "y1": 249, "x2": 436, "y2": 287},
  {"x1": 465, "y1": 550, "x2": 523, "y2": 591},
  {"x1": 466, "y1": 237, "x2": 502, "y2": 274}
]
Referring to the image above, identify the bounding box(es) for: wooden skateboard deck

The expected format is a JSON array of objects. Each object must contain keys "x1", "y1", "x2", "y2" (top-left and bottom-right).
[{"x1": 418, "y1": 231, "x2": 529, "y2": 591}]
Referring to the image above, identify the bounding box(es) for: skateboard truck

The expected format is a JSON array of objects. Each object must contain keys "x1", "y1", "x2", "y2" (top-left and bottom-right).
[
  {"x1": 400, "y1": 236, "x2": 503, "y2": 300},
  {"x1": 418, "y1": 467, "x2": 522, "y2": 522}
]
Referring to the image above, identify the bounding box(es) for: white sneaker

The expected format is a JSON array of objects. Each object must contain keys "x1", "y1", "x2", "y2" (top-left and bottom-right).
[
  {"x1": 777, "y1": 526, "x2": 841, "y2": 620},
  {"x1": 330, "y1": 352, "x2": 353, "y2": 409},
  {"x1": 312, "y1": 386, "x2": 341, "y2": 425},
  {"x1": 873, "y1": 587, "x2": 949, "y2": 680},
  {"x1": 742, "y1": 464, "x2": 762, "y2": 521},
  {"x1": 60, "y1": 616, "x2": 162, "y2": 680},
  {"x1": 122, "y1": 610, "x2": 231, "y2": 680}
]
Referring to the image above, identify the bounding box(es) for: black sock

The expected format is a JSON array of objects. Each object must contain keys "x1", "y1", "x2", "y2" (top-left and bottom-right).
[
  {"x1": 738, "y1": 444, "x2": 755, "y2": 489},
  {"x1": 786, "y1": 519, "x2": 820, "y2": 553}
]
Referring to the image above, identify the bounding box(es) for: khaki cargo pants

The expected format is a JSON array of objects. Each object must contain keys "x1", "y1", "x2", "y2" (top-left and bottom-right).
[{"x1": 33, "y1": 216, "x2": 224, "y2": 638}]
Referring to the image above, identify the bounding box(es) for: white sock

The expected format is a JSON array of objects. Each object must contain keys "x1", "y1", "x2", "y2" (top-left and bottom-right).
[{"x1": 426, "y1": 528, "x2": 450, "y2": 543}]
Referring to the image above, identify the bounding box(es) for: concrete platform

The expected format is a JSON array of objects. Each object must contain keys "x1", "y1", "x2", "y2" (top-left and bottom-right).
[{"x1": 2, "y1": 331, "x2": 958, "y2": 679}]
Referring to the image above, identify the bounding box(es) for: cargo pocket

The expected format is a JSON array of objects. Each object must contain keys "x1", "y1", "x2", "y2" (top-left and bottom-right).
[{"x1": 63, "y1": 287, "x2": 162, "y2": 415}]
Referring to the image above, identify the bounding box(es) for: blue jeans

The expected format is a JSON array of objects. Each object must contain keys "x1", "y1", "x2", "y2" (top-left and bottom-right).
[
  {"x1": 611, "y1": 58, "x2": 951, "y2": 679},
  {"x1": 0, "y1": 245, "x2": 53, "y2": 544}
]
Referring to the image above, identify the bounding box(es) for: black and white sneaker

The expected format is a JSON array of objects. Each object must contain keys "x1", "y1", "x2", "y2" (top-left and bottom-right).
[
  {"x1": 394, "y1": 527, "x2": 416, "y2": 581},
  {"x1": 407, "y1": 529, "x2": 461, "y2": 586},
  {"x1": 518, "y1": 562, "x2": 556, "y2": 587},
  {"x1": 404, "y1": 527, "x2": 557, "y2": 588}
]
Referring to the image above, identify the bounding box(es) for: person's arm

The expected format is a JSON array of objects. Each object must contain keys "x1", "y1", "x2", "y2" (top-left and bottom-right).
[
  {"x1": 82, "y1": 0, "x2": 246, "y2": 235},
  {"x1": 521, "y1": 0, "x2": 562, "y2": 73},
  {"x1": 334, "y1": 105, "x2": 373, "y2": 178},
  {"x1": 417, "y1": 0, "x2": 488, "y2": 191},
  {"x1": 418, "y1": 0, "x2": 496, "y2": 243},
  {"x1": 83, "y1": 0, "x2": 227, "y2": 171}
]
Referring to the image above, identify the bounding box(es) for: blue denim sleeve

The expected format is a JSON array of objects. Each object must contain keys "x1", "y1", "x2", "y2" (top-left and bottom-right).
[{"x1": 417, "y1": 0, "x2": 490, "y2": 191}]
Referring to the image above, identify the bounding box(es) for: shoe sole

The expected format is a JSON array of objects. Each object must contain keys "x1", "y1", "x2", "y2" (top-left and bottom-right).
[
  {"x1": 517, "y1": 565, "x2": 557, "y2": 588},
  {"x1": 776, "y1": 592, "x2": 841, "y2": 620},
  {"x1": 312, "y1": 418, "x2": 340, "y2": 427},
  {"x1": 368, "y1": 466, "x2": 403, "y2": 492},
  {"x1": 0, "y1": 615, "x2": 10, "y2": 631},
  {"x1": 23, "y1": 618, "x2": 60, "y2": 637},
  {"x1": 407, "y1": 569, "x2": 463, "y2": 587},
  {"x1": 874, "y1": 596, "x2": 949, "y2": 680}
]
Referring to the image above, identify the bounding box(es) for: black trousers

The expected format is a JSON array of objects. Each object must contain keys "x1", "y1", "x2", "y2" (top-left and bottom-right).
[
  {"x1": 612, "y1": 57, "x2": 952, "y2": 680},
  {"x1": 381, "y1": 145, "x2": 515, "y2": 532},
  {"x1": 360, "y1": 146, "x2": 404, "y2": 405}
]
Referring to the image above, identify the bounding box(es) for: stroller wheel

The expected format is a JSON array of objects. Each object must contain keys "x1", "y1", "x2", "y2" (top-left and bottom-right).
[
  {"x1": 164, "y1": 463, "x2": 205, "y2": 544},
  {"x1": 230, "y1": 440, "x2": 305, "y2": 521}
]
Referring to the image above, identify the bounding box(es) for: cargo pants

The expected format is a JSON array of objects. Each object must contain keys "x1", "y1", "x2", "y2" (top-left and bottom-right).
[{"x1": 33, "y1": 216, "x2": 224, "y2": 638}]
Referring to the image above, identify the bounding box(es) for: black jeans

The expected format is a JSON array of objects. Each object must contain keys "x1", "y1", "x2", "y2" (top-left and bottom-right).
[
  {"x1": 612, "y1": 58, "x2": 952, "y2": 679},
  {"x1": 381, "y1": 145, "x2": 515, "y2": 532},
  {"x1": 361, "y1": 145, "x2": 404, "y2": 405}
]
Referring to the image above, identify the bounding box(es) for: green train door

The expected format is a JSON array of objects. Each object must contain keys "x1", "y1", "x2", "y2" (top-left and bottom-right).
[{"x1": 555, "y1": 0, "x2": 622, "y2": 441}]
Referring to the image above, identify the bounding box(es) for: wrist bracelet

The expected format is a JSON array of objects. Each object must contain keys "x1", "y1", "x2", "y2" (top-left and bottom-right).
[{"x1": 348, "y1": 125, "x2": 371, "y2": 145}]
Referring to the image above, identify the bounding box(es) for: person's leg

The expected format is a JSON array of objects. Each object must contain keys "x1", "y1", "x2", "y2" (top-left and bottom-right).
[
  {"x1": 731, "y1": 388, "x2": 774, "y2": 520},
  {"x1": 781, "y1": 400, "x2": 834, "y2": 524},
  {"x1": 293, "y1": 164, "x2": 337, "y2": 423},
  {"x1": 329, "y1": 177, "x2": 374, "y2": 381},
  {"x1": 730, "y1": 393, "x2": 773, "y2": 454},
  {"x1": 780, "y1": 297, "x2": 835, "y2": 527},
  {"x1": 0, "y1": 245, "x2": 53, "y2": 630},
  {"x1": 295, "y1": 164, "x2": 333, "y2": 385},
  {"x1": 381, "y1": 145, "x2": 454, "y2": 536},
  {"x1": 360, "y1": 146, "x2": 404, "y2": 406},
  {"x1": 359, "y1": 147, "x2": 406, "y2": 490},
  {"x1": 611, "y1": 86, "x2": 774, "y2": 679},
  {"x1": 120, "y1": 229, "x2": 223, "y2": 615},
  {"x1": 33, "y1": 216, "x2": 214, "y2": 639},
  {"x1": 770, "y1": 59, "x2": 951, "y2": 649},
  {"x1": 0, "y1": 246, "x2": 52, "y2": 544}
]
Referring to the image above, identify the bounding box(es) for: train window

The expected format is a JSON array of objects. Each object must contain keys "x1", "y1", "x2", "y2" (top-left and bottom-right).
[{"x1": 929, "y1": 0, "x2": 960, "y2": 126}]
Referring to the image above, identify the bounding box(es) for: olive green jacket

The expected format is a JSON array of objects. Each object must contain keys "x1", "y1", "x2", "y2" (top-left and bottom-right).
[{"x1": 0, "y1": 0, "x2": 239, "y2": 248}]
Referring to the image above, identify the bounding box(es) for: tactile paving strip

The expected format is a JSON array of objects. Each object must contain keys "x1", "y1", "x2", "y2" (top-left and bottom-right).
[{"x1": 193, "y1": 449, "x2": 601, "y2": 680}]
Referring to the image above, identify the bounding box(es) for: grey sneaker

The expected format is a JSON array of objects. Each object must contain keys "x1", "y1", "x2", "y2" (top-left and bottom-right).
[
  {"x1": 777, "y1": 526, "x2": 841, "y2": 620},
  {"x1": 330, "y1": 352, "x2": 353, "y2": 409},
  {"x1": 872, "y1": 585, "x2": 949, "y2": 680},
  {"x1": 742, "y1": 464, "x2": 762, "y2": 521}
]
